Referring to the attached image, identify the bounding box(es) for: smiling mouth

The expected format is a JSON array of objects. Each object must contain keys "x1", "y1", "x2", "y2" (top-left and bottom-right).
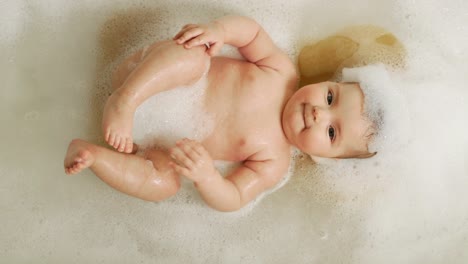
[{"x1": 302, "y1": 103, "x2": 312, "y2": 129}]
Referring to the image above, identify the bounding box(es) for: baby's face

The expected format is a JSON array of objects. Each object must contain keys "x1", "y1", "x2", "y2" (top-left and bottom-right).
[{"x1": 282, "y1": 82, "x2": 371, "y2": 158}]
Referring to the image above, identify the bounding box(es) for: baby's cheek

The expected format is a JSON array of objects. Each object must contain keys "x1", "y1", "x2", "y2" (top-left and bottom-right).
[
  {"x1": 299, "y1": 131, "x2": 316, "y2": 153},
  {"x1": 306, "y1": 132, "x2": 331, "y2": 156}
]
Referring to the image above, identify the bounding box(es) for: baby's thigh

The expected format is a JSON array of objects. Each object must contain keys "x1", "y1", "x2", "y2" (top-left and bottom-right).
[
  {"x1": 111, "y1": 41, "x2": 168, "y2": 89},
  {"x1": 112, "y1": 48, "x2": 144, "y2": 89},
  {"x1": 143, "y1": 147, "x2": 172, "y2": 171}
]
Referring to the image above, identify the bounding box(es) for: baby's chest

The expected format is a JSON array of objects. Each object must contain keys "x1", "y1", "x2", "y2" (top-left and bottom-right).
[
  {"x1": 203, "y1": 61, "x2": 288, "y2": 161},
  {"x1": 203, "y1": 112, "x2": 283, "y2": 162}
]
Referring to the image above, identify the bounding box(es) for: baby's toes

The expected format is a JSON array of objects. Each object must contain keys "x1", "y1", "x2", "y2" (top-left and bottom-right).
[
  {"x1": 76, "y1": 161, "x2": 86, "y2": 170},
  {"x1": 108, "y1": 133, "x2": 116, "y2": 146},
  {"x1": 113, "y1": 136, "x2": 121, "y2": 149},
  {"x1": 118, "y1": 138, "x2": 127, "y2": 152},
  {"x1": 64, "y1": 161, "x2": 77, "y2": 174},
  {"x1": 69, "y1": 164, "x2": 79, "y2": 174},
  {"x1": 124, "y1": 139, "x2": 133, "y2": 153},
  {"x1": 105, "y1": 130, "x2": 111, "y2": 142}
]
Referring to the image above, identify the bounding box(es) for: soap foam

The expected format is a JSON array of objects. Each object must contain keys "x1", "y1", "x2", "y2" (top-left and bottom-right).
[
  {"x1": 2, "y1": 0, "x2": 468, "y2": 263},
  {"x1": 341, "y1": 64, "x2": 410, "y2": 155},
  {"x1": 132, "y1": 61, "x2": 214, "y2": 150}
]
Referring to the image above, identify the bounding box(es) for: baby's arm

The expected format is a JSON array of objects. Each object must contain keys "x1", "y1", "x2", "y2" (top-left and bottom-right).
[
  {"x1": 169, "y1": 139, "x2": 288, "y2": 212},
  {"x1": 174, "y1": 16, "x2": 295, "y2": 74}
]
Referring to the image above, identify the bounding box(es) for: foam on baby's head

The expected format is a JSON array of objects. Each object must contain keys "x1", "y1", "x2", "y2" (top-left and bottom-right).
[
  {"x1": 342, "y1": 64, "x2": 409, "y2": 156},
  {"x1": 341, "y1": 64, "x2": 400, "y2": 155}
]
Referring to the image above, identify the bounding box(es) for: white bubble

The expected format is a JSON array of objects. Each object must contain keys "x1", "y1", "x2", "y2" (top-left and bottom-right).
[
  {"x1": 132, "y1": 67, "x2": 215, "y2": 150},
  {"x1": 24, "y1": 111, "x2": 40, "y2": 120}
]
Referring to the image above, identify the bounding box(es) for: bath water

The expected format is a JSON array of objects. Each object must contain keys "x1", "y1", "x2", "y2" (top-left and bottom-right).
[{"x1": 1, "y1": 0, "x2": 467, "y2": 263}]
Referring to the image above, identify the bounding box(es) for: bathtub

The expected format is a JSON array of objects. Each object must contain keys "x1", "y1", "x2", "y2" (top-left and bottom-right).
[{"x1": 1, "y1": 0, "x2": 467, "y2": 263}]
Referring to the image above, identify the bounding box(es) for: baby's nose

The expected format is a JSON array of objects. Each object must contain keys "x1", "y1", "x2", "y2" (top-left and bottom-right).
[
  {"x1": 312, "y1": 106, "x2": 327, "y2": 122},
  {"x1": 312, "y1": 106, "x2": 320, "y2": 121}
]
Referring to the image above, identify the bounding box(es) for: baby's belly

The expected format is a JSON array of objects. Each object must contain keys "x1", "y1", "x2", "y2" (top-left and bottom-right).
[
  {"x1": 201, "y1": 117, "x2": 270, "y2": 162},
  {"x1": 202, "y1": 134, "x2": 254, "y2": 162}
]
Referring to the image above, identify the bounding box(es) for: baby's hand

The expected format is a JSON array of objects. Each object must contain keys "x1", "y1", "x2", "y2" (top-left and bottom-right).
[
  {"x1": 173, "y1": 22, "x2": 224, "y2": 56},
  {"x1": 169, "y1": 138, "x2": 217, "y2": 184}
]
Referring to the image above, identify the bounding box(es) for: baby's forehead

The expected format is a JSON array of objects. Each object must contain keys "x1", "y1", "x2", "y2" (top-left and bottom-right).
[
  {"x1": 338, "y1": 81, "x2": 375, "y2": 131},
  {"x1": 338, "y1": 82, "x2": 363, "y2": 95},
  {"x1": 334, "y1": 83, "x2": 373, "y2": 157},
  {"x1": 334, "y1": 81, "x2": 365, "y2": 111},
  {"x1": 338, "y1": 118, "x2": 374, "y2": 158}
]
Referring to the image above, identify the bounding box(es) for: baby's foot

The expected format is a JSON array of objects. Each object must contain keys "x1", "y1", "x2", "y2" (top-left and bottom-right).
[
  {"x1": 64, "y1": 139, "x2": 96, "y2": 175},
  {"x1": 102, "y1": 91, "x2": 135, "y2": 153}
]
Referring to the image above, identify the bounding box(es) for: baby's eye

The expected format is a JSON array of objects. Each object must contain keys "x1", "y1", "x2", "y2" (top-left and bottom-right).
[
  {"x1": 327, "y1": 90, "x2": 333, "y2": 105},
  {"x1": 328, "y1": 126, "x2": 335, "y2": 141}
]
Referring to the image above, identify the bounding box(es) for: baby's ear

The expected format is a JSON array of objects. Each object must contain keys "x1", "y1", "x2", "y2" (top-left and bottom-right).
[
  {"x1": 309, "y1": 155, "x2": 338, "y2": 164},
  {"x1": 355, "y1": 152, "x2": 377, "y2": 159}
]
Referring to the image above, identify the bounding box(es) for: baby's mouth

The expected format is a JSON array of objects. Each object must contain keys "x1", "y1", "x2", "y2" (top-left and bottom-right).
[{"x1": 303, "y1": 103, "x2": 312, "y2": 129}]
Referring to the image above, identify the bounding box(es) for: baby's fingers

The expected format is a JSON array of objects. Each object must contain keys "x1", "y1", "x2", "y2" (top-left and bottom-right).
[
  {"x1": 183, "y1": 35, "x2": 209, "y2": 49},
  {"x1": 176, "y1": 139, "x2": 201, "y2": 161},
  {"x1": 173, "y1": 25, "x2": 195, "y2": 40},
  {"x1": 170, "y1": 147, "x2": 194, "y2": 169},
  {"x1": 183, "y1": 139, "x2": 208, "y2": 157},
  {"x1": 182, "y1": 24, "x2": 197, "y2": 30},
  {"x1": 169, "y1": 162, "x2": 191, "y2": 178},
  {"x1": 174, "y1": 27, "x2": 204, "y2": 45}
]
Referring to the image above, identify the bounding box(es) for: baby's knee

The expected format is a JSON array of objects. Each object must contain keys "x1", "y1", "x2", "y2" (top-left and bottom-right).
[
  {"x1": 143, "y1": 156, "x2": 180, "y2": 202},
  {"x1": 175, "y1": 44, "x2": 210, "y2": 81},
  {"x1": 163, "y1": 169, "x2": 181, "y2": 198}
]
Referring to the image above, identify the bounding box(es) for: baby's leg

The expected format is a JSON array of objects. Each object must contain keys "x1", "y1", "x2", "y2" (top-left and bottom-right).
[
  {"x1": 105, "y1": 46, "x2": 153, "y2": 154},
  {"x1": 111, "y1": 44, "x2": 153, "y2": 90},
  {"x1": 64, "y1": 139, "x2": 180, "y2": 201},
  {"x1": 103, "y1": 40, "x2": 209, "y2": 153}
]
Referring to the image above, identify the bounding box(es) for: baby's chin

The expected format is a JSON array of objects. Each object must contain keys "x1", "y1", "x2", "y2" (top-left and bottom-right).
[
  {"x1": 283, "y1": 109, "x2": 303, "y2": 135},
  {"x1": 281, "y1": 120, "x2": 300, "y2": 147},
  {"x1": 280, "y1": 113, "x2": 293, "y2": 137}
]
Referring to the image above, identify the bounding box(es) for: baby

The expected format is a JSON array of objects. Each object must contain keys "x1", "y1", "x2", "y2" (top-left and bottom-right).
[{"x1": 64, "y1": 15, "x2": 376, "y2": 212}]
